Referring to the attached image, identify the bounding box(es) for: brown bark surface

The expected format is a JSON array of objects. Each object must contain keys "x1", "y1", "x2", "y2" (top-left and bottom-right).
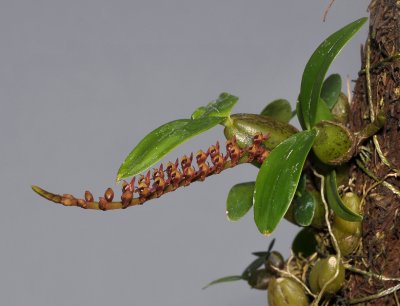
[{"x1": 346, "y1": 1, "x2": 400, "y2": 304}]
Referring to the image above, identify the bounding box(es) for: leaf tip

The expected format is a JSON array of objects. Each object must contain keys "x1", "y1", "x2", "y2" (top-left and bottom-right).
[
  {"x1": 261, "y1": 229, "x2": 272, "y2": 237},
  {"x1": 31, "y1": 185, "x2": 41, "y2": 194}
]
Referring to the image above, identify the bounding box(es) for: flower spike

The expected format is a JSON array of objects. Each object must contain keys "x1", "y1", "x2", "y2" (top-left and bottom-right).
[{"x1": 32, "y1": 133, "x2": 270, "y2": 211}]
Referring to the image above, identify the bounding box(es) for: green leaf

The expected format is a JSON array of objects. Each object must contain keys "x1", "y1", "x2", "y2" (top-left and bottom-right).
[
  {"x1": 117, "y1": 93, "x2": 238, "y2": 181},
  {"x1": 254, "y1": 129, "x2": 317, "y2": 235},
  {"x1": 241, "y1": 257, "x2": 266, "y2": 280},
  {"x1": 191, "y1": 92, "x2": 238, "y2": 119},
  {"x1": 321, "y1": 74, "x2": 342, "y2": 109},
  {"x1": 314, "y1": 97, "x2": 333, "y2": 124},
  {"x1": 298, "y1": 18, "x2": 367, "y2": 129},
  {"x1": 226, "y1": 182, "x2": 255, "y2": 221},
  {"x1": 325, "y1": 170, "x2": 363, "y2": 221},
  {"x1": 117, "y1": 117, "x2": 223, "y2": 181},
  {"x1": 296, "y1": 101, "x2": 307, "y2": 130},
  {"x1": 292, "y1": 227, "x2": 318, "y2": 257},
  {"x1": 203, "y1": 275, "x2": 243, "y2": 289},
  {"x1": 260, "y1": 99, "x2": 292, "y2": 123},
  {"x1": 293, "y1": 190, "x2": 316, "y2": 226}
]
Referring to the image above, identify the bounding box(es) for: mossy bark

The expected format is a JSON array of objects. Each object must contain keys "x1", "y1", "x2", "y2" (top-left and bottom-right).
[{"x1": 345, "y1": 1, "x2": 400, "y2": 304}]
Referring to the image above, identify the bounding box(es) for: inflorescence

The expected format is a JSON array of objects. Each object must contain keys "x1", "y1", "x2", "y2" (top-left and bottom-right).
[{"x1": 32, "y1": 133, "x2": 270, "y2": 211}]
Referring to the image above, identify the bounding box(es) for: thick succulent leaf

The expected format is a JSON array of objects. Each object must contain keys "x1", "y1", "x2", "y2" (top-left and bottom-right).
[
  {"x1": 117, "y1": 117, "x2": 223, "y2": 181},
  {"x1": 325, "y1": 170, "x2": 363, "y2": 221},
  {"x1": 191, "y1": 92, "x2": 238, "y2": 119},
  {"x1": 260, "y1": 99, "x2": 292, "y2": 123},
  {"x1": 203, "y1": 275, "x2": 243, "y2": 289},
  {"x1": 298, "y1": 18, "x2": 367, "y2": 129},
  {"x1": 321, "y1": 74, "x2": 342, "y2": 109},
  {"x1": 293, "y1": 190, "x2": 316, "y2": 226},
  {"x1": 292, "y1": 227, "x2": 318, "y2": 257},
  {"x1": 254, "y1": 129, "x2": 317, "y2": 235},
  {"x1": 314, "y1": 97, "x2": 333, "y2": 124},
  {"x1": 226, "y1": 182, "x2": 255, "y2": 221}
]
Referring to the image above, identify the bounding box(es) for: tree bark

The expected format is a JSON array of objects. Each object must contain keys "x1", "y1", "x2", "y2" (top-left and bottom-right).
[{"x1": 346, "y1": 0, "x2": 400, "y2": 304}]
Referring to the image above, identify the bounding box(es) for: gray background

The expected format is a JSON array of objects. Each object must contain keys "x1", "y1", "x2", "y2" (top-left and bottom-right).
[{"x1": 1, "y1": 1, "x2": 368, "y2": 305}]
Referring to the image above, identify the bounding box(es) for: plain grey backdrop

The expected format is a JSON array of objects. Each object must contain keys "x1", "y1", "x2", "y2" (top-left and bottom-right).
[{"x1": 2, "y1": 1, "x2": 369, "y2": 305}]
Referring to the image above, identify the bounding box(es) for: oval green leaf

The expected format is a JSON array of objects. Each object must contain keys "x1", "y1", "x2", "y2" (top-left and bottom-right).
[
  {"x1": 293, "y1": 190, "x2": 316, "y2": 226},
  {"x1": 254, "y1": 129, "x2": 317, "y2": 235},
  {"x1": 191, "y1": 92, "x2": 238, "y2": 119},
  {"x1": 325, "y1": 170, "x2": 363, "y2": 221},
  {"x1": 298, "y1": 17, "x2": 367, "y2": 129},
  {"x1": 321, "y1": 74, "x2": 342, "y2": 109},
  {"x1": 226, "y1": 182, "x2": 255, "y2": 221},
  {"x1": 117, "y1": 117, "x2": 223, "y2": 181},
  {"x1": 203, "y1": 275, "x2": 243, "y2": 289},
  {"x1": 260, "y1": 99, "x2": 292, "y2": 123},
  {"x1": 117, "y1": 93, "x2": 238, "y2": 181}
]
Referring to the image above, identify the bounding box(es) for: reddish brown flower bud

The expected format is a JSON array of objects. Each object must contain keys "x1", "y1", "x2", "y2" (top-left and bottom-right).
[
  {"x1": 169, "y1": 170, "x2": 182, "y2": 189},
  {"x1": 85, "y1": 191, "x2": 94, "y2": 202},
  {"x1": 61, "y1": 196, "x2": 77, "y2": 206},
  {"x1": 180, "y1": 155, "x2": 192, "y2": 170},
  {"x1": 211, "y1": 155, "x2": 224, "y2": 173},
  {"x1": 195, "y1": 150, "x2": 208, "y2": 165},
  {"x1": 121, "y1": 190, "x2": 133, "y2": 208},
  {"x1": 196, "y1": 163, "x2": 209, "y2": 181},
  {"x1": 98, "y1": 197, "x2": 108, "y2": 210},
  {"x1": 104, "y1": 188, "x2": 114, "y2": 202},
  {"x1": 77, "y1": 199, "x2": 87, "y2": 209},
  {"x1": 63, "y1": 193, "x2": 74, "y2": 199},
  {"x1": 136, "y1": 182, "x2": 151, "y2": 198}
]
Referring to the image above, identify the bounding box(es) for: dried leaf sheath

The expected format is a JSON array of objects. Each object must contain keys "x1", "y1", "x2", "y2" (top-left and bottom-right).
[{"x1": 32, "y1": 134, "x2": 270, "y2": 211}]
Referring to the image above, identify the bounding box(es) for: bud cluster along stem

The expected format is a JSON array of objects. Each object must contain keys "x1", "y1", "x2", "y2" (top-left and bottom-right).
[{"x1": 32, "y1": 133, "x2": 270, "y2": 211}]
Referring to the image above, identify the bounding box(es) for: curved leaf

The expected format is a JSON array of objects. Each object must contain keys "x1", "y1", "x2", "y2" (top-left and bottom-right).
[
  {"x1": 260, "y1": 99, "x2": 292, "y2": 123},
  {"x1": 117, "y1": 93, "x2": 238, "y2": 181},
  {"x1": 117, "y1": 117, "x2": 223, "y2": 181},
  {"x1": 325, "y1": 170, "x2": 363, "y2": 221},
  {"x1": 321, "y1": 74, "x2": 342, "y2": 109},
  {"x1": 226, "y1": 182, "x2": 255, "y2": 221},
  {"x1": 203, "y1": 275, "x2": 243, "y2": 289},
  {"x1": 191, "y1": 92, "x2": 238, "y2": 119},
  {"x1": 254, "y1": 129, "x2": 317, "y2": 235},
  {"x1": 298, "y1": 18, "x2": 367, "y2": 129}
]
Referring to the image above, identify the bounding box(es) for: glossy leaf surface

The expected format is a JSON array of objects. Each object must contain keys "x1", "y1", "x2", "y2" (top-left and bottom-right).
[
  {"x1": 254, "y1": 129, "x2": 317, "y2": 235},
  {"x1": 325, "y1": 170, "x2": 362, "y2": 221},
  {"x1": 117, "y1": 117, "x2": 223, "y2": 181},
  {"x1": 298, "y1": 18, "x2": 367, "y2": 129},
  {"x1": 226, "y1": 182, "x2": 255, "y2": 221},
  {"x1": 293, "y1": 189, "x2": 316, "y2": 226},
  {"x1": 321, "y1": 74, "x2": 342, "y2": 109},
  {"x1": 260, "y1": 99, "x2": 292, "y2": 123},
  {"x1": 191, "y1": 92, "x2": 238, "y2": 119},
  {"x1": 117, "y1": 93, "x2": 238, "y2": 181}
]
